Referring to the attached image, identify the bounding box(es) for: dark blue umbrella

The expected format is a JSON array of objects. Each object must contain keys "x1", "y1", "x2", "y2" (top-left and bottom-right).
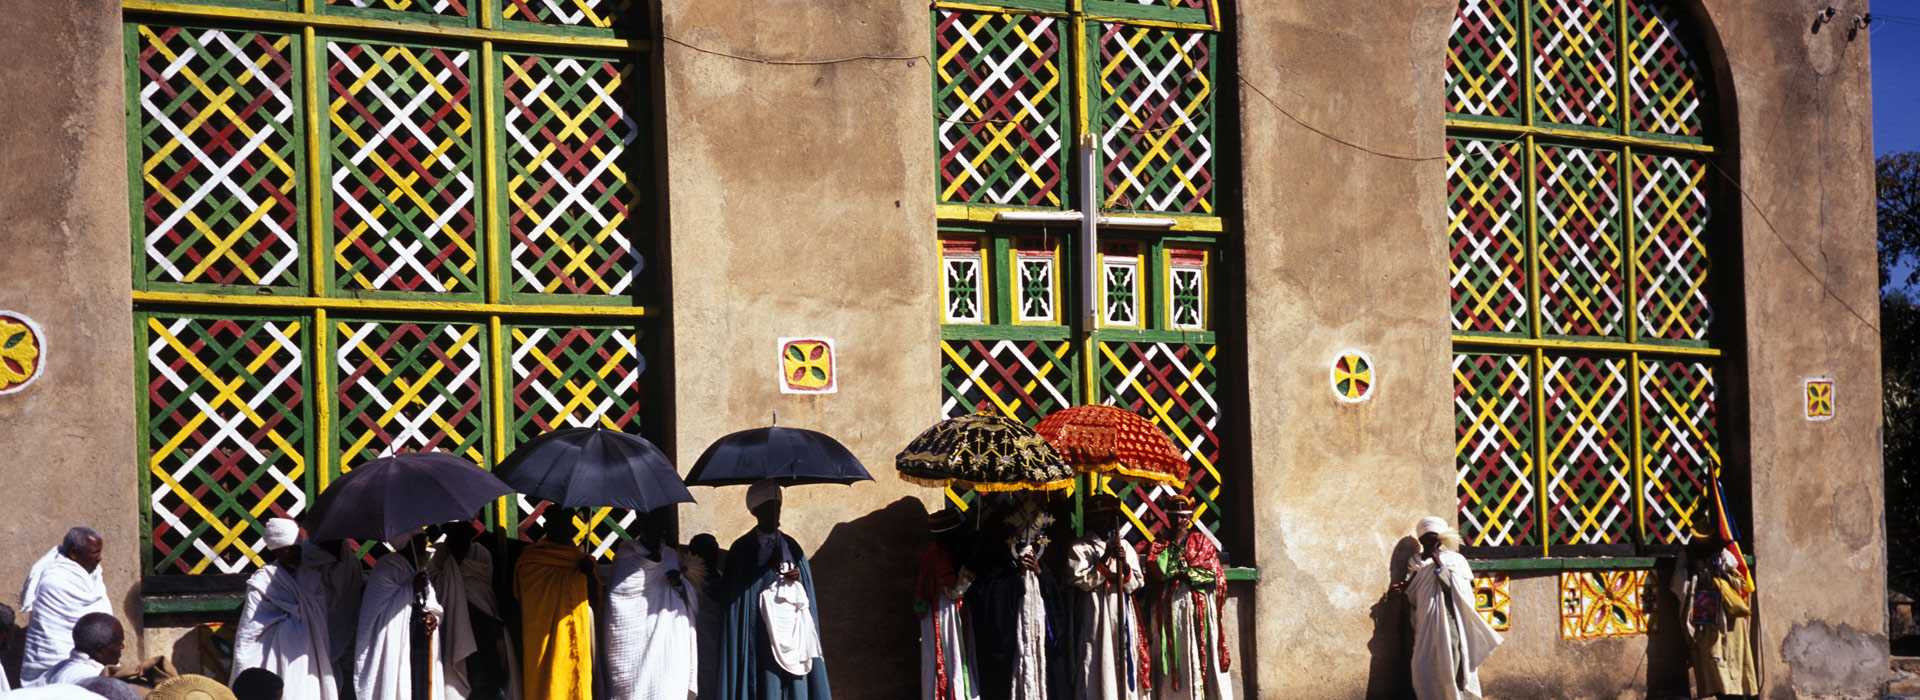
[
  {"x1": 308, "y1": 451, "x2": 514, "y2": 542},
  {"x1": 495, "y1": 427, "x2": 693, "y2": 511},
  {"x1": 685, "y1": 426, "x2": 873, "y2": 486}
]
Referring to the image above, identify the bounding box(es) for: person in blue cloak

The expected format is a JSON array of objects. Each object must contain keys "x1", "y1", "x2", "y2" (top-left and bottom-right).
[{"x1": 717, "y1": 480, "x2": 832, "y2": 699}]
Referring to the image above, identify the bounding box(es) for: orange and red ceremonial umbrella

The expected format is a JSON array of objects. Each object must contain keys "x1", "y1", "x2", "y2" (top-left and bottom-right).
[{"x1": 1033, "y1": 405, "x2": 1188, "y2": 489}]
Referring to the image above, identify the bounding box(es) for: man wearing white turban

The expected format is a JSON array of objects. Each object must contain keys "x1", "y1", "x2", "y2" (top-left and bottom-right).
[
  {"x1": 232, "y1": 518, "x2": 339, "y2": 700},
  {"x1": 716, "y1": 480, "x2": 830, "y2": 699},
  {"x1": 1394, "y1": 516, "x2": 1502, "y2": 700}
]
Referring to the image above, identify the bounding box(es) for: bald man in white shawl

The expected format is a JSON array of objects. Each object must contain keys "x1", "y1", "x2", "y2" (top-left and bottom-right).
[
  {"x1": 604, "y1": 507, "x2": 700, "y2": 700},
  {"x1": 18, "y1": 527, "x2": 113, "y2": 684},
  {"x1": 233, "y1": 519, "x2": 338, "y2": 700},
  {"x1": 356, "y1": 533, "x2": 445, "y2": 700},
  {"x1": 1397, "y1": 517, "x2": 1502, "y2": 700}
]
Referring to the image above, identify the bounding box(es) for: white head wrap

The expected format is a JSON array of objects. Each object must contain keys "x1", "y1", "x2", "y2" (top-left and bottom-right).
[
  {"x1": 746, "y1": 480, "x2": 783, "y2": 512},
  {"x1": 1415, "y1": 516, "x2": 1451, "y2": 538},
  {"x1": 263, "y1": 518, "x2": 300, "y2": 550}
]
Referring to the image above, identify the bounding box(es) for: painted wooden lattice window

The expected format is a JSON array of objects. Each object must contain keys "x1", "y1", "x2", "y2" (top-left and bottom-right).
[
  {"x1": 931, "y1": 0, "x2": 1234, "y2": 553},
  {"x1": 128, "y1": 0, "x2": 657, "y2": 578},
  {"x1": 1446, "y1": 0, "x2": 1725, "y2": 557}
]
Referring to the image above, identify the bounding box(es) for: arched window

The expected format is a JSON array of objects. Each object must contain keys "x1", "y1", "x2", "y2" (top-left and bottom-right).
[
  {"x1": 1445, "y1": 0, "x2": 1730, "y2": 557},
  {"x1": 930, "y1": 0, "x2": 1240, "y2": 551}
]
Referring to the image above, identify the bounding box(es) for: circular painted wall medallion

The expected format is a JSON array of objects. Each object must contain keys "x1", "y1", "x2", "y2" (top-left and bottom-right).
[
  {"x1": 1331, "y1": 350, "x2": 1374, "y2": 404},
  {"x1": 0, "y1": 310, "x2": 46, "y2": 396}
]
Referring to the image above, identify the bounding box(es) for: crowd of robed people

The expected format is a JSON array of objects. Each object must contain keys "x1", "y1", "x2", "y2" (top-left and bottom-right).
[
  {"x1": 0, "y1": 479, "x2": 829, "y2": 700},
  {"x1": 1, "y1": 504, "x2": 1761, "y2": 700}
]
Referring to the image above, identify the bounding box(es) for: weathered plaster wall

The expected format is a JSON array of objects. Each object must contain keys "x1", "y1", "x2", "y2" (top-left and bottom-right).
[
  {"x1": 1229, "y1": 1, "x2": 1887, "y2": 698},
  {"x1": 1704, "y1": 1, "x2": 1889, "y2": 696},
  {"x1": 656, "y1": 1, "x2": 941, "y2": 696},
  {"x1": 0, "y1": 0, "x2": 141, "y2": 647}
]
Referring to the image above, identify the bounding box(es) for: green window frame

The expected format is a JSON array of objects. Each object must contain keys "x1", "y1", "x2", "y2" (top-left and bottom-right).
[
  {"x1": 127, "y1": 0, "x2": 660, "y2": 596},
  {"x1": 931, "y1": 0, "x2": 1240, "y2": 562},
  {"x1": 1446, "y1": 0, "x2": 1730, "y2": 559}
]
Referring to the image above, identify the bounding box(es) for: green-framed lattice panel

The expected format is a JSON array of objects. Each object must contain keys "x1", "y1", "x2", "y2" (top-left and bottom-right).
[
  {"x1": 1530, "y1": 0, "x2": 1621, "y2": 132},
  {"x1": 138, "y1": 311, "x2": 314, "y2": 576},
  {"x1": 499, "y1": 50, "x2": 647, "y2": 303},
  {"x1": 1093, "y1": 334, "x2": 1224, "y2": 547},
  {"x1": 1625, "y1": 0, "x2": 1705, "y2": 142},
  {"x1": 1454, "y1": 351, "x2": 1538, "y2": 549},
  {"x1": 129, "y1": 22, "x2": 308, "y2": 295},
  {"x1": 1535, "y1": 142, "x2": 1623, "y2": 340},
  {"x1": 1448, "y1": 136, "x2": 1529, "y2": 336},
  {"x1": 333, "y1": 316, "x2": 490, "y2": 469},
  {"x1": 127, "y1": 0, "x2": 661, "y2": 585},
  {"x1": 1083, "y1": 0, "x2": 1215, "y2": 28},
  {"x1": 1094, "y1": 22, "x2": 1216, "y2": 215},
  {"x1": 1447, "y1": 0, "x2": 1523, "y2": 123},
  {"x1": 1637, "y1": 357, "x2": 1715, "y2": 544},
  {"x1": 937, "y1": 328, "x2": 1079, "y2": 510},
  {"x1": 933, "y1": 8, "x2": 1070, "y2": 210},
  {"x1": 321, "y1": 36, "x2": 484, "y2": 299},
  {"x1": 322, "y1": 0, "x2": 473, "y2": 25},
  {"x1": 1446, "y1": 0, "x2": 1726, "y2": 558},
  {"x1": 505, "y1": 323, "x2": 646, "y2": 558},
  {"x1": 499, "y1": 0, "x2": 639, "y2": 37},
  {"x1": 1541, "y1": 353, "x2": 1632, "y2": 546},
  {"x1": 1631, "y1": 151, "x2": 1711, "y2": 344}
]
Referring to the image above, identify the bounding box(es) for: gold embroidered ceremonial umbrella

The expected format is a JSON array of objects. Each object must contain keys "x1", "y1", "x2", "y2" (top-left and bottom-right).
[
  {"x1": 1033, "y1": 404, "x2": 1188, "y2": 489},
  {"x1": 896, "y1": 412, "x2": 1075, "y2": 492}
]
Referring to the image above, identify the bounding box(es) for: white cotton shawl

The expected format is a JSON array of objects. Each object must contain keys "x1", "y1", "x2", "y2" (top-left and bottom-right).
[
  {"x1": 759, "y1": 566, "x2": 822, "y2": 678},
  {"x1": 354, "y1": 552, "x2": 446, "y2": 700},
  {"x1": 18, "y1": 548, "x2": 112, "y2": 684},
  {"x1": 604, "y1": 541, "x2": 699, "y2": 700},
  {"x1": 1066, "y1": 536, "x2": 1145, "y2": 700},
  {"x1": 1407, "y1": 551, "x2": 1503, "y2": 700},
  {"x1": 231, "y1": 563, "x2": 339, "y2": 700}
]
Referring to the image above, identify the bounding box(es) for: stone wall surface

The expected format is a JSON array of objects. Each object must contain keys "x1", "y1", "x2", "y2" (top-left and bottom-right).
[
  {"x1": 0, "y1": 0, "x2": 1890, "y2": 698},
  {"x1": 656, "y1": 0, "x2": 941, "y2": 696},
  {"x1": 0, "y1": 0, "x2": 141, "y2": 648}
]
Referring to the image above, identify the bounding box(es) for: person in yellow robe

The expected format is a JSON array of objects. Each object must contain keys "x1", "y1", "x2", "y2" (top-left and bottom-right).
[{"x1": 515, "y1": 515, "x2": 595, "y2": 700}]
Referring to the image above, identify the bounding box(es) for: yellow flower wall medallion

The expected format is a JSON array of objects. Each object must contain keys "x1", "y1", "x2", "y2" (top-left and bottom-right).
[
  {"x1": 1804, "y1": 377, "x2": 1834, "y2": 422},
  {"x1": 779, "y1": 337, "x2": 836, "y2": 394},
  {"x1": 0, "y1": 311, "x2": 46, "y2": 395}
]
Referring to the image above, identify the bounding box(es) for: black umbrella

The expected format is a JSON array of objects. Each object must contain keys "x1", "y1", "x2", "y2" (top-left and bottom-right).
[
  {"x1": 308, "y1": 451, "x2": 514, "y2": 542},
  {"x1": 495, "y1": 427, "x2": 693, "y2": 512},
  {"x1": 684, "y1": 426, "x2": 873, "y2": 486}
]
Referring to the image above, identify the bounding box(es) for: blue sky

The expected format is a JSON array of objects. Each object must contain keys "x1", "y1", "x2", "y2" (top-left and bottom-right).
[
  {"x1": 1875, "y1": 11, "x2": 1920, "y2": 155},
  {"x1": 1876, "y1": 12, "x2": 1920, "y2": 288}
]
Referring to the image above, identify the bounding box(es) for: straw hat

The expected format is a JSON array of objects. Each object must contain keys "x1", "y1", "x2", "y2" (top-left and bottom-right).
[{"x1": 150, "y1": 674, "x2": 236, "y2": 700}]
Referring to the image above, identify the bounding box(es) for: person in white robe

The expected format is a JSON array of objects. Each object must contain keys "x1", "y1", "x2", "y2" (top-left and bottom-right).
[
  {"x1": 915, "y1": 507, "x2": 978, "y2": 700},
  {"x1": 18, "y1": 527, "x2": 113, "y2": 684},
  {"x1": 604, "y1": 507, "x2": 700, "y2": 700},
  {"x1": 435, "y1": 527, "x2": 516, "y2": 700},
  {"x1": 33, "y1": 612, "x2": 122, "y2": 686},
  {"x1": 231, "y1": 519, "x2": 338, "y2": 700},
  {"x1": 1397, "y1": 516, "x2": 1502, "y2": 700},
  {"x1": 426, "y1": 528, "x2": 479, "y2": 700},
  {"x1": 1065, "y1": 496, "x2": 1147, "y2": 700},
  {"x1": 355, "y1": 532, "x2": 445, "y2": 700},
  {"x1": 310, "y1": 539, "x2": 364, "y2": 700}
]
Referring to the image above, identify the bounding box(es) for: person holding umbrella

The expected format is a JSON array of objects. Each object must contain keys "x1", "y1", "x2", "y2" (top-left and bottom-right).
[
  {"x1": 603, "y1": 505, "x2": 700, "y2": 699},
  {"x1": 514, "y1": 514, "x2": 595, "y2": 700},
  {"x1": 717, "y1": 481, "x2": 831, "y2": 700},
  {"x1": 492, "y1": 427, "x2": 699, "y2": 700},
  {"x1": 354, "y1": 529, "x2": 444, "y2": 700},
  {"x1": 302, "y1": 451, "x2": 516, "y2": 700}
]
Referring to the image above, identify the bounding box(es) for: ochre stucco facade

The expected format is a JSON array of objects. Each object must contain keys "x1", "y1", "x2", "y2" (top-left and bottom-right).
[{"x1": 0, "y1": 0, "x2": 1887, "y2": 697}]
